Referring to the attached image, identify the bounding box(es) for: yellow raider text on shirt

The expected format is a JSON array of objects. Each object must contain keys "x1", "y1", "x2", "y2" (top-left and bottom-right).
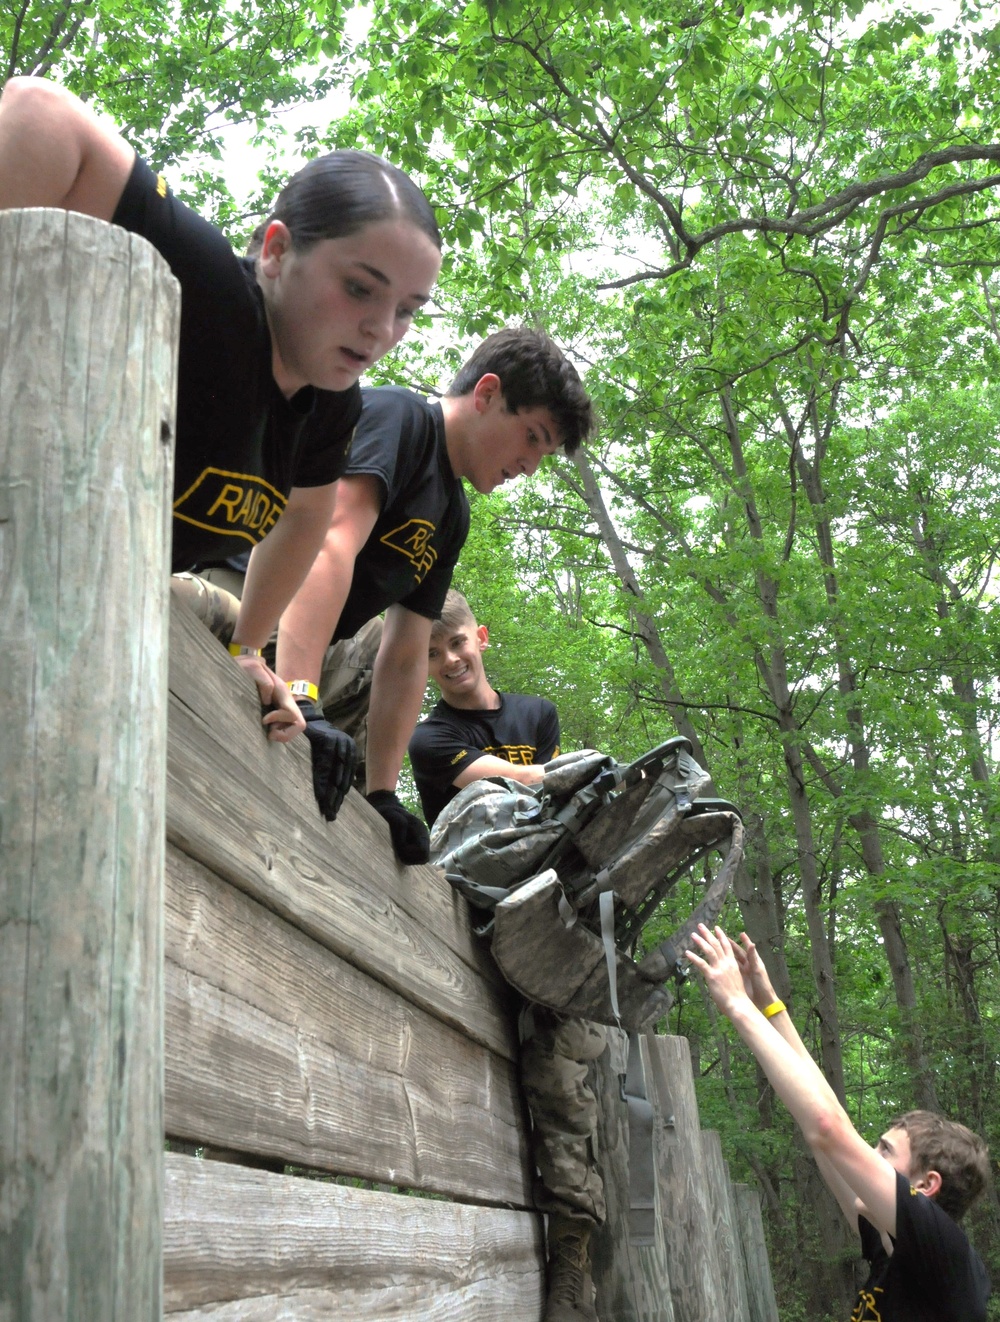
[{"x1": 173, "y1": 467, "x2": 287, "y2": 546}]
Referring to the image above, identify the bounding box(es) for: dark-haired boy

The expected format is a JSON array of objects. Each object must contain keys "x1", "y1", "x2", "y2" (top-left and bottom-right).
[
  {"x1": 409, "y1": 590, "x2": 606, "y2": 1322},
  {"x1": 688, "y1": 924, "x2": 991, "y2": 1322},
  {"x1": 188, "y1": 328, "x2": 593, "y2": 857}
]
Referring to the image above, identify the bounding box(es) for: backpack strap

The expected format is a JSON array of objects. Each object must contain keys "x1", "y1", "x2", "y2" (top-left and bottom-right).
[{"x1": 621, "y1": 1031, "x2": 656, "y2": 1245}]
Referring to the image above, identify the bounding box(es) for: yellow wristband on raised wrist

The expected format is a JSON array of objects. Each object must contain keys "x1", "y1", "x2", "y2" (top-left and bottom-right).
[
  {"x1": 289, "y1": 680, "x2": 319, "y2": 703},
  {"x1": 228, "y1": 642, "x2": 262, "y2": 658},
  {"x1": 762, "y1": 999, "x2": 786, "y2": 1019}
]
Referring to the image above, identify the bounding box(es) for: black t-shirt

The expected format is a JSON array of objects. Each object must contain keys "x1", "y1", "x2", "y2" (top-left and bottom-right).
[
  {"x1": 329, "y1": 386, "x2": 470, "y2": 640},
  {"x1": 852, "y1": 1171, "x2": 990, "y2": 1321},
  {"x1": 409, "y1": 691, "x2": 561, "y2": 825},
  {"x1": 112, "y1": 156, "x2": 361, "y2": 571}
]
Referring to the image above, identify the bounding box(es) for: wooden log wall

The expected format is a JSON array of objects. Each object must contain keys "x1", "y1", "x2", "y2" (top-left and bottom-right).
[
  {"x1": 164, "y1": 596, "x2": 541, "y2": 1318},
  {"x1": 1, "y1": 205, "x2": 780, "y2": 1320},
  {"x1": 163, "y1": 599, "x2": 781, "y2": 1320}
]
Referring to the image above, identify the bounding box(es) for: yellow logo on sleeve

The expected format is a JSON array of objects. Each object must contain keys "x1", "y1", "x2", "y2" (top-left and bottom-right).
[{"x1": 379, "y1": 518, "x2": 438, "y2": 581}]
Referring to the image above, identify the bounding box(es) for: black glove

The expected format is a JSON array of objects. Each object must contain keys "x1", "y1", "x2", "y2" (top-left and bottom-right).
[
  {"x1": 296, "y1": 699, "x2": 356, "y2": 823},
  {"x1": 365, "y1": 790, "x2": 430, "y2": 864}
]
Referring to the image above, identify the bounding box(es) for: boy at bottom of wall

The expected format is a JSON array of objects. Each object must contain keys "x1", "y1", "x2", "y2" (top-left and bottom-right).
[
  {"x1": 687, "y1": 923, "x2": 991, "y2": 1322},
  {"x1": 409, "y1": 590, "x2": 604, "y2": 1322}
]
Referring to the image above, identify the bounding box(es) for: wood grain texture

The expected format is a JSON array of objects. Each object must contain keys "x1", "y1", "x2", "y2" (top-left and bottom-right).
[
  {"x1": 167, "y1": 596, "x2": 517, "y2": 1061},
  {"x1": 0, "y1": 210, "x2": 179, "y2": 1321},
  {"x1": 163, "y1": 1152, "x2": 544, "y2": 1320},
  {"x1": 590, "y1": 1032, "x2": 676, "y2": 1322},
  {"x1": 732, "y1": 1184, "x2": 781, "y2": 1322},
  {"x1": 165, "y1": 848, "x2": 533, "y2": 1204},
  {"x1": 699, "y1": 1132, "x2": 751, "y2": 1322},
  {"x1": 643, "y1": 1038, "x2": 726, "y2": 1322}
]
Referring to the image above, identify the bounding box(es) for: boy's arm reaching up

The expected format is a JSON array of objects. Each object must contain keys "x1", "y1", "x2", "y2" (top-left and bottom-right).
[
  {"x1": 687, "y1": 925, "x2": 900, "y2": 1236},
  {"x1": 724, "y1": 934, "x2": 864, "y2": 1232}
]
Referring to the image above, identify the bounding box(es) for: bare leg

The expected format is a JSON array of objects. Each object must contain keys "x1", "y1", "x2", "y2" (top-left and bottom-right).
[{"x1": 0, "y1": 77, "x2": 133, "y2": 218}]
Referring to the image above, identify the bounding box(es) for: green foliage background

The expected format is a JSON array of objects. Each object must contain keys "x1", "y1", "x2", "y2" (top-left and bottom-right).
[{"x1": 10, "y1": 0, "x2": 1000, "y2": 1313}]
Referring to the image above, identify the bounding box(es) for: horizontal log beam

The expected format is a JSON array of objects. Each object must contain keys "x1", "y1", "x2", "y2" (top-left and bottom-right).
[
  {"x1": 165, "y1": 849, "x2": 533, "y2": 1205},
  {"x1": 164, "y1": 1153, "x2": 544, "y2": 1320}
]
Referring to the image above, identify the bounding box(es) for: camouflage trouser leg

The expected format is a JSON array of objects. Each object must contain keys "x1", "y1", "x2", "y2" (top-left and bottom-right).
[
  {"x1": 520, "y1": 1004, "x2": 608, "y2": 1226},
  {"x1": 170, "y1": 570, "x2": 382, "y2": 785},
  {"x1": 315, "y1": 616, "x2": 383, "y2": 777},
  {"x1": 170, "y1": 569, "x2": 244, "y2": 647}
]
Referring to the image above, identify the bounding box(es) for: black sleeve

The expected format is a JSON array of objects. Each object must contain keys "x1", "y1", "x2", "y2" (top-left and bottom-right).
[
  {"x1": 398, "y1": 491, "x2": 470, "y2": 621},
  {"x1": 858, "y1": 1213, "x2": 881, "y2": 1262},
  {"x1": 408, "y1": 717, "x2": 489, "y2": 790},
  {"x1": 112, "y1": 156, "x2": 256, "y2": 353},
  {"x1": 342, "y1": 389, "x2": 427, "y2": 507}
]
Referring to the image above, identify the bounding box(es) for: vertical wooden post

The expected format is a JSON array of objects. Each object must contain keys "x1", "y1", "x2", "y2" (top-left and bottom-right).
[
  {"x1": 590, "y1": 1032, "x2": 675, "y2": 1322},
  {"x1": 699, "y1": 1131, "x2": 751, "y2": 1322},
  {"x1": 644, "y1": 1037, "x2": 727, "y2": 1322},
  {"x1": 0, "y1": 209, "x2": 179, "y2": 1320},
  {"x1": 732, "y1": 1184, "x2": 781, "y2": 1322}
]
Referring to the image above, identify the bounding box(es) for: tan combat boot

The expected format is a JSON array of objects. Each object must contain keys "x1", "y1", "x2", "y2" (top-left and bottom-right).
[{"x1": 543, "y1": 1215, "x2": 599, "y2": 1322}]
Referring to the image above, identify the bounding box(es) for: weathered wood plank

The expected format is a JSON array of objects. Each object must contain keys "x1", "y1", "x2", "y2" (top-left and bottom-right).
[
  {"x1": 643, "y1": 1037, "x2": 726, "y2": 1322},
  {"x1": 699, "y1": 1132, "x2": 751, "y2": 1322},
  {"x1": 163, "y1": 1152, "x2": 544, "y2": 1320},
  {"x1": 732, "y1": 1184, "x2": 780, "y2": 1322},
  {"x1": 590, "y1": 1032, "x2": 676, "y2": 1322},
  {"x1": 0, "y1": 210, "x2": 178, "y2": 1321},
  {"x1": 167, "y1": 596, "x2": 516, "y2": 1060},
  {"x1": 165, "y1": 848, "x2": 533, "y2": 1204}
]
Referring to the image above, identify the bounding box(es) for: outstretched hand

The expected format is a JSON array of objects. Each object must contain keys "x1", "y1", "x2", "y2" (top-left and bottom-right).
[
  {"x1": 731, "y1": 932, "x2": 778, "y2": 1010},
  {"x1": 685, "y1": 924, "x2": 754, "y2": 1018}
]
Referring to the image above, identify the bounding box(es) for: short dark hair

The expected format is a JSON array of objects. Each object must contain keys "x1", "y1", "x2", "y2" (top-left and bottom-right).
[
  {"x1": 891, "y1": 1110, "x2": 991, "y2": 1221},
  {"x1": 431, "y1": 589, "x2": 477, "y2": 639},
  {"x1": 247, "y1": 149, "x2": 440, "y2": 257},
  {"x1": 445, "y1": 327, "x2": 593, "y2": 455}
]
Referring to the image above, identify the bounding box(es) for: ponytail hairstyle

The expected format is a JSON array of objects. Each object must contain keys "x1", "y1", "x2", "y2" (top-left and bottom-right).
[{"x1": 247, "y1": 149, "x2": 440, "y2": 257}]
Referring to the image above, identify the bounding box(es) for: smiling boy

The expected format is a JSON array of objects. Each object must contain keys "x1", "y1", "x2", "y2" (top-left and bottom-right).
[
  {"x1": 410, "y1": 592, "x2": 612, "y2": 1322},
  {"x1": 408, "y1": 589, "x2": 560, "y2": 826},
  {"x1": 687, "y1": 924, "x2": 991, "y2": 1322}
]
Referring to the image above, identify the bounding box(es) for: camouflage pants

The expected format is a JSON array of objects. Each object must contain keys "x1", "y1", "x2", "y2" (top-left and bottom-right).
[
  {"x1": 170, "y1": 570, "x2": 382, "y2": 772},
  {"x1": 519, "y1": 1003, "x2": 608, "y2": 1225}
]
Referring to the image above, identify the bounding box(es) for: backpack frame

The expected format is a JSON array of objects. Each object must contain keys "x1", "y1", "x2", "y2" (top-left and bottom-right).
[{"x1": 431, "y1": 736, "x2": 744, "y2": 1033}]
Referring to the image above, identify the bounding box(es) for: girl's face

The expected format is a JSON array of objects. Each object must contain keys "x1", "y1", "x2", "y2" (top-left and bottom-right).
[{"x1": 259, "y1": 217, "x2": 441, "y2": 397}]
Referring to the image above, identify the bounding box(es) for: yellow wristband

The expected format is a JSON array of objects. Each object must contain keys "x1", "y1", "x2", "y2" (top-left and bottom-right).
[
  {"x1": 289, "y1": 680, "x2": 319, "y2": 703},
  {"x1": 228, "y1": 643, "x2": 262, "y2": 657},
  {"x1": 762, "y1": 1000, "x2": 786, "y2": 1019}
]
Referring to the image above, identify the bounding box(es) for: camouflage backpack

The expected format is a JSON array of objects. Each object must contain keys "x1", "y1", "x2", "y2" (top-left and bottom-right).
[{"x1": 431, "y1": 736, "x2": 744, "y2": 1033}]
